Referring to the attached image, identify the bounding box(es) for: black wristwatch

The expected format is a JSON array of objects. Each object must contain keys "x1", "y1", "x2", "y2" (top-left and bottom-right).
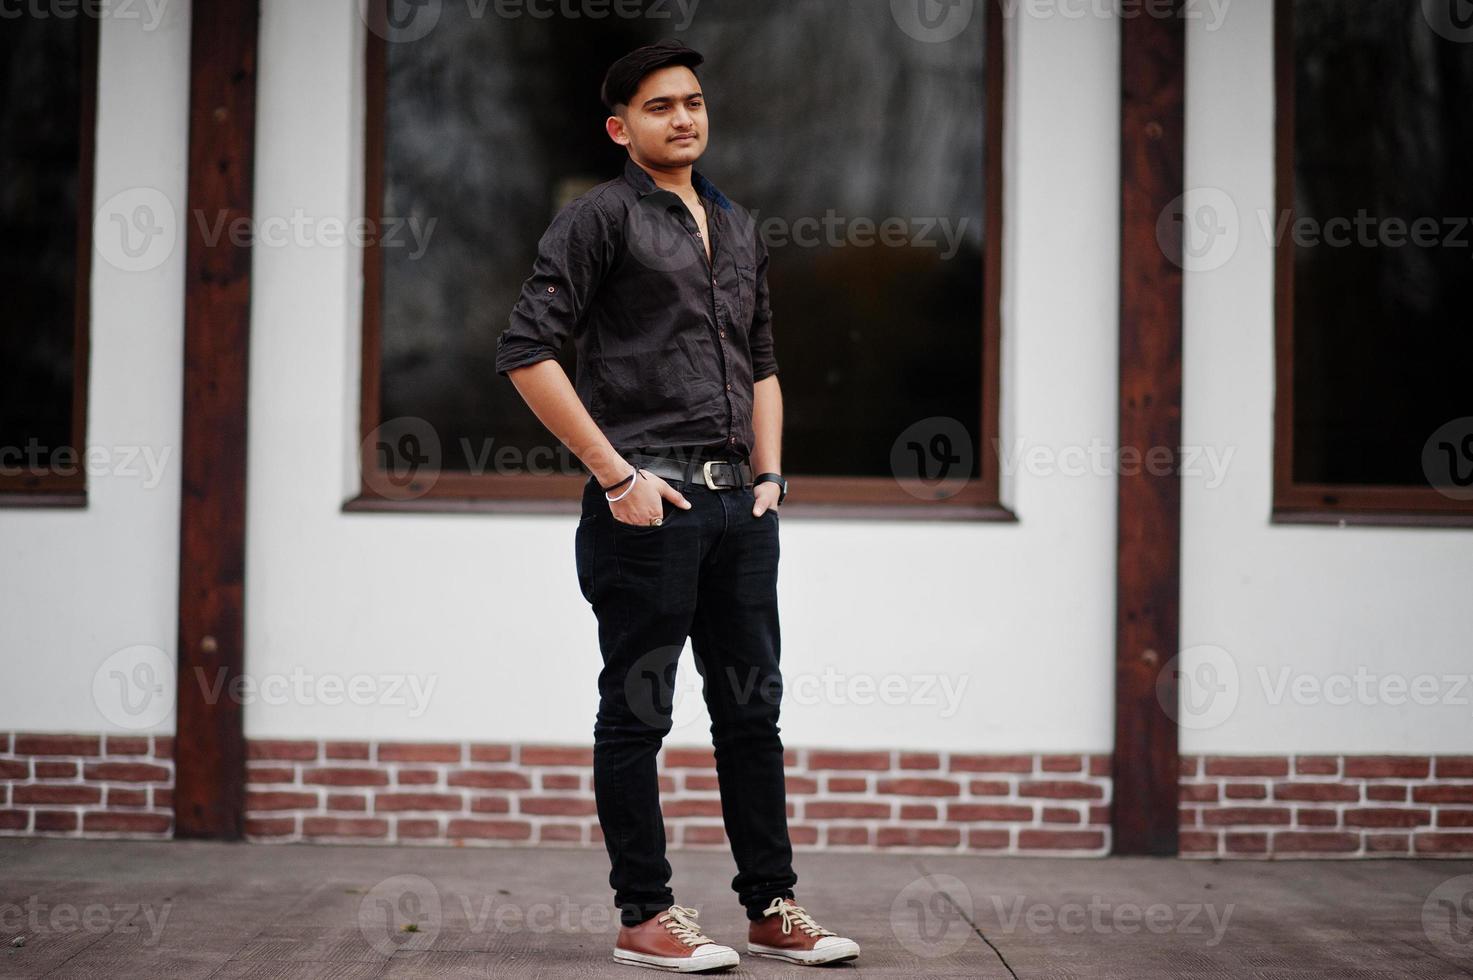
[{"x1": 754, "y1": 472, "x2": 787, "y2": 505}]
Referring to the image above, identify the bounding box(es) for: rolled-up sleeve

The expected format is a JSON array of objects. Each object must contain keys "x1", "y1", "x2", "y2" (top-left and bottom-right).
[
  {"x1": 749, "y1": 232, "x2": 779, "y2": 381},
  {"x1": 495, "y1": 194, "x2": 615, "y2": 378}
]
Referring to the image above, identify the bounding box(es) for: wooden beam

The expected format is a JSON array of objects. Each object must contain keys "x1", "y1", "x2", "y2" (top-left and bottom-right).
[
  {"x1": 174, "y1": 0, "x2": 259, "y2": 839},
  {"x1": 1113, "y1": 1, "x2": 1185, "y2": 855}
]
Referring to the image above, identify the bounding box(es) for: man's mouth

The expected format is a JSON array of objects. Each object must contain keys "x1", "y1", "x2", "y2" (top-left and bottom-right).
[{"x1": 671, "y1": 133, "x2": 698, "y2": 142}]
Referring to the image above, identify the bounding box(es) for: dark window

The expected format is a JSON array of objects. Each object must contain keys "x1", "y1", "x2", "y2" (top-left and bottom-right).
[
  {"x1": 0, "y1": 14, "x2": 95, "y2": 504},
  {"x1": 358, "y1": 0, "x2": 1005, "y2": 516},
  {"x1": 1275, "y1": 0, "x2": 1473, "y2": 522}
]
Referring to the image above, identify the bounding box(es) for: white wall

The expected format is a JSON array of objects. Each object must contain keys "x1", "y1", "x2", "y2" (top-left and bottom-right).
[
  {"x1": 8, "y1": 2, "x2": 1463, "y2": 760},
  {"x1": 239, "y1": 1, "x2": 1123, "y2": 753},
  {"x1": 0, "y1": 6, "x2": 190, "y2": 736},
  {"x1": 1180, "y1": 0, "x2": 1473, "y2": 754}
]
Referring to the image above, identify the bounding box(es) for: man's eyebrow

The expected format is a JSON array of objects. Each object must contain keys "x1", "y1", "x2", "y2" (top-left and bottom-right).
[{"x1": 640, "y1": 91, "x2": 704, "y2": 108}]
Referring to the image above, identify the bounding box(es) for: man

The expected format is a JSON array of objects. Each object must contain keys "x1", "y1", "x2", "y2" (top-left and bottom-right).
[{"x1": 494, "y1": 39, "x2": 860, "y2": 973}]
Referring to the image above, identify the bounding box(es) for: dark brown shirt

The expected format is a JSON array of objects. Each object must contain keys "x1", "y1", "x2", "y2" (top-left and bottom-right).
[{"x1": 495, "y1": 157, "x2": 778, "y2": 457}]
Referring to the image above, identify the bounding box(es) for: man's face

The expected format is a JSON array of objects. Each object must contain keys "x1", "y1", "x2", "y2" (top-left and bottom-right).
[{"x1": 608, "y1": 64, "x2": 708, "y2": 169}]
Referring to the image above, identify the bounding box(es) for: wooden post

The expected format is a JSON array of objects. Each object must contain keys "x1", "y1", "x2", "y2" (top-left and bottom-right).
[
  {"x1": 174, "y1": 0, "x2": 259, "y2": 839},
  {"x1": 1114, "y1": 1, "x2": 1185, "y2": 855}
]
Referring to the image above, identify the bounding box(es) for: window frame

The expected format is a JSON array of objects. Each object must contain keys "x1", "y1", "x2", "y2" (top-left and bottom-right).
[
  {"x1": 1272, "y1": 0, "x2": 1473, "y2": 529},
  {"x1": 0, "y1": 15, "x2": 97, "y2": 508},
  {"x1": 351, "y1": 0, "x2": 1009, "y2": 521}
]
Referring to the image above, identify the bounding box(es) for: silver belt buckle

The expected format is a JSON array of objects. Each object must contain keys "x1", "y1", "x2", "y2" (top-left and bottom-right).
[{"x1": 702, "y1": 459, "x2": 722, "y2": 490}]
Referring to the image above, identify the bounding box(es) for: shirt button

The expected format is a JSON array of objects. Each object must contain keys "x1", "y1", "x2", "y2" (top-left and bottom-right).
[
  {"x1": 546, "y1": 285, "x2": 556, "y2": 293},
  {"x1": 725, "y1": 383, "x2": 732, "y2": 390},
  {"x1": 729, "y1": 436, "x2": 736, "y2": 444}
]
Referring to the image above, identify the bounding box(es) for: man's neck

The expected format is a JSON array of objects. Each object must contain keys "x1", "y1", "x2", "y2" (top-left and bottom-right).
[{"x1": 631, "y1": 156, "x2": 694, "y2": 197}]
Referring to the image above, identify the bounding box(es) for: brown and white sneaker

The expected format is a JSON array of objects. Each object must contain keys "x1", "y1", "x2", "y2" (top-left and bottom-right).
[
  {"x1": 612, "y1": 904, "x2": 739, "y2": 973},
  {"x1": 747, "y1": 896, "x2": 861, "y2": 966}
]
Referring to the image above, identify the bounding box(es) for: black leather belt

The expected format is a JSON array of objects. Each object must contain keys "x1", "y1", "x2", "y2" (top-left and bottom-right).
[{"x1": 622, "y1": 448, "x2": 753, "y2": 490}]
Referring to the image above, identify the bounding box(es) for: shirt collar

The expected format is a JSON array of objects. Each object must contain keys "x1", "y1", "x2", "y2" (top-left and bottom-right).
[{"x1": 622, "y1": 156, "x2": 733, "y2": 211}]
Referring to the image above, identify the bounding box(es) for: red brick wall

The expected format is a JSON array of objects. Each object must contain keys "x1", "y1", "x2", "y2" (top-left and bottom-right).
[
  {"x1": 240, "y1": 742, "x2": 1112, "y2": 854},
  {"x1": 0, "y1": 733, "x2": 174, "y2": 836},
  {"x1": 1181, "y1": 754, "x2": 1473, "y2": 857},
  {"x1": 5, "y1": 735, "x2": 1471, "y2": 858},
  {"x1": 0, "y1": 733, "x2": 1108, "y2": 853}
]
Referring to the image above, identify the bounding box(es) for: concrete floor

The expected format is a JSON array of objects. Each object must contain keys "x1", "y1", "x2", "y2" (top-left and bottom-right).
[{"x1": 0, "y1": 839, "x2": 1470, "y2": 978}]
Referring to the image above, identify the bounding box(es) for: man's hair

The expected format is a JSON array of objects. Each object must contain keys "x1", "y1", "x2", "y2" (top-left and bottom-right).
[{"x1": 600, "y1": 38, "x2": 705, "y2": 113}]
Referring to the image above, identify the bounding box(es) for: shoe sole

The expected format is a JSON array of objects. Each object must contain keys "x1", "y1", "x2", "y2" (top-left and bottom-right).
[
  {"x1": 612, "y1": 947, "x2": 740, "y2": 973},
  {"x1": 747, "y1": 939, "x2": 861, "y2": 965}
]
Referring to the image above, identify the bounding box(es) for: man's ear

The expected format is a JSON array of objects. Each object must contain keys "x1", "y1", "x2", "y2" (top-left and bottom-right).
[{"x1": 605, "y1": 111, "x2": 629, "y2": 147}]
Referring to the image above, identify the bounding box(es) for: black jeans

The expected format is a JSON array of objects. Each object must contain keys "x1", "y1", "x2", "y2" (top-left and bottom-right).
[{"x1": 575, "y1": 464, "x2": 797, "y2": 929}]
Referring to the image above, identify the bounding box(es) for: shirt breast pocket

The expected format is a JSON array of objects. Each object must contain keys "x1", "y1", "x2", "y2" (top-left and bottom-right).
[{"x1": 734, "y1": 261, "x2": 756, "y2": 334}]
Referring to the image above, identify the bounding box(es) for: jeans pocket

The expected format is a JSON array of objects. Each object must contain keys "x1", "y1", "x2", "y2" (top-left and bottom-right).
[
  {"x1": 610, "y1": 495, "x2": 673, "y2": 532},
  {"x1": 575, "y1": 520, "x2": 596, "y2": 604},
  {"x1": 747, "y1": 485, "x2": 778, "y2": 522}
]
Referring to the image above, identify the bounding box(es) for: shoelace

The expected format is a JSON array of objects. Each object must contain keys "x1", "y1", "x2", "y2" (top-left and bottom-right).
[
  {"x1": 658, "y1": 905, "x2": 714, "y2": 947},
  {"x1": 763, "y1": 897, "x2": 836, "y2": 938}
]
